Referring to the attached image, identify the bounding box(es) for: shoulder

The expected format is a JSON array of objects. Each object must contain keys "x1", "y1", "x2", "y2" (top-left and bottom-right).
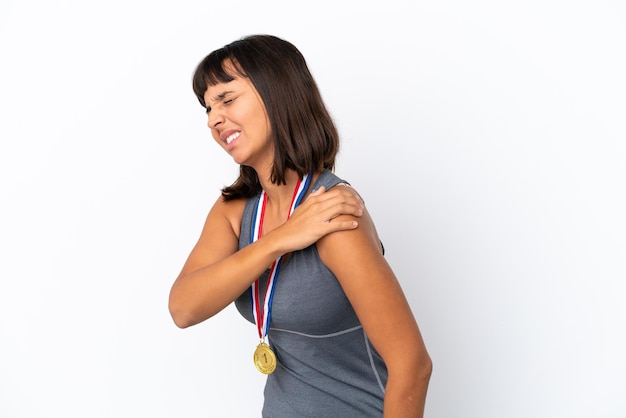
[
  {"x1": 317, "y1": 208, "x2": 381, "y2": 261},
  {"x1": 314, "y1": 169, "x2": 348, "y2": 190},
  {"x1": 315, "y1": 170, "x2": 363, "y2": 199},
  {"x1": 316, "y1": 172, "x2": 382, "y2": 268}
]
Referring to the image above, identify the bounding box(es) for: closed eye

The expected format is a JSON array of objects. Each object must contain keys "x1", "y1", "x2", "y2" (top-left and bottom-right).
[{"x1": 205, "y1": 97, "x2": 234, "y2": 114}]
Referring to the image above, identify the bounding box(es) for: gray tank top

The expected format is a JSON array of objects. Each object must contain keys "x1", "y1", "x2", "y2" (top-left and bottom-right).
[{"x1": 235, "y1": 170, "x2": 387, "y2": 417}]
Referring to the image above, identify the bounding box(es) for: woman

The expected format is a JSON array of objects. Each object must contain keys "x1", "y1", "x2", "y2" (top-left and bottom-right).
[{"x1": 169, "y1": 34, "x2": 432, "y2": 417}]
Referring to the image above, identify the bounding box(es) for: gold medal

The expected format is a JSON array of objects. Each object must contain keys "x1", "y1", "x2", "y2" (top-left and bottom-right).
[
  {"x1": 250, "y1": 173, "x2": 311, "y2": 375},
  {"x1": 253, "y1": 341, "x2": 277, "y2": 374}
]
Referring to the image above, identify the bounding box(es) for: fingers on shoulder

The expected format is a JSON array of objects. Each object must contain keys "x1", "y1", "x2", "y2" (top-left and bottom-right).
[
  {"x1": 319, "y1": 209, "x2": 379, "y2": 255},
  {"x1": 333, "y1": 182, "x2": 365, "y2": 204}
]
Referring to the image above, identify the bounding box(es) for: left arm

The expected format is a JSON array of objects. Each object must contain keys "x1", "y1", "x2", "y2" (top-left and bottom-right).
[{"x1": 317, "y1": 205, "x2": 432, "y2": 418}]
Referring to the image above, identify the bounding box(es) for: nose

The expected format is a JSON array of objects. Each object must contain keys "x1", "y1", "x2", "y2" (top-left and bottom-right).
[{"x1": 207, "y1": 108, "x2": 224, "y2": 129}]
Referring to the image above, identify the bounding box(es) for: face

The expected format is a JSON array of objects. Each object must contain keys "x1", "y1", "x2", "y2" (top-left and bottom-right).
[{"x1": 203, "y1": 63, "x2": 272, "y2": 169}]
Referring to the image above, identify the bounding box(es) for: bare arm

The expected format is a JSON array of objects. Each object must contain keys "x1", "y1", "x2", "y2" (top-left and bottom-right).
[
  {"x1": 168, "y1": 186, "x2": 365, "y2": 328},
  {"x1": 317, "y1": 204, "x2": 432, "y2": 417}
]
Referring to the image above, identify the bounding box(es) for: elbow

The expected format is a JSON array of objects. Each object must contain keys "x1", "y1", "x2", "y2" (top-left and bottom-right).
[
  {"x1": 169, "y1": 307, "x2": 192, "y2": 329},
  {"x1": 169, "y1": 293, "x2": 217, "y2": 329},
  {"x1": 170, "y1": 312, "x2": 192, "y2": 329},
  {"x1": 420, "y1": 353, "x2": 433, "y2": 383},
  {"x1": 168, "y1": 297, "x2": 195, "y2": 329},
  {"x1": 168, "y1": 282, "x2": 223, "y2": 328},
  {"x1": 397, "y1": 350, "x2": 433, "y2": 387},
  {"x1": 385, "y1": 352, "x2": 433, "y2": 411}
]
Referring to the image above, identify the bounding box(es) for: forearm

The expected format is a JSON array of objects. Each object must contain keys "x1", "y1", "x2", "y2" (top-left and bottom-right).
[
  {"x1": 169, "y1": 233, "x2": 285, "y2": 328},
  {"x1": 383, "y1": 364, "x2": 432, "y2": 418}
]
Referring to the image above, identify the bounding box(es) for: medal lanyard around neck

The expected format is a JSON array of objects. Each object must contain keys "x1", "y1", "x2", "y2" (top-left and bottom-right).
[{"x1": 250, "y1": 172, "x2": 312, "y2": 341}]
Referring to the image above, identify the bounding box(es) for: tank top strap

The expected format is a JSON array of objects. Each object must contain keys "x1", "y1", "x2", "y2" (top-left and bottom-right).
[{"x1": 311, "y1": 169, "x2": 348, "y2": 191}]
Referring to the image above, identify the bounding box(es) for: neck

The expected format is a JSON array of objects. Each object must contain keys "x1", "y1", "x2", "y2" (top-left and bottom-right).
[{"x1": 259, "y1": 168, "x2": 303, "y2": 216}]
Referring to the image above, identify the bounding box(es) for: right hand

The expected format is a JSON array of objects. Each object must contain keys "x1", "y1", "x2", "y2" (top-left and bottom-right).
[{"x1": 272, "y1": 184, "x2": 365, "y2": 252}]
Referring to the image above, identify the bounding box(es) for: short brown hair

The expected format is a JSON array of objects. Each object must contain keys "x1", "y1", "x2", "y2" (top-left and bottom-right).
[{"x1": 192, "y1": 34, "x2": 339, "y2": 200}]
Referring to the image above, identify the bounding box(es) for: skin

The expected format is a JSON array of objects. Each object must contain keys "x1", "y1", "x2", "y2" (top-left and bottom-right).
[{"x1": 169, "y1": 63, "x2": 432, "y2": 417}]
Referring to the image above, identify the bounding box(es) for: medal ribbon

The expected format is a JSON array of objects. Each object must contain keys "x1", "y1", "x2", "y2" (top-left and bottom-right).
[{"x1": 250, "y1": 171, "x2": 312, "y2": 340}]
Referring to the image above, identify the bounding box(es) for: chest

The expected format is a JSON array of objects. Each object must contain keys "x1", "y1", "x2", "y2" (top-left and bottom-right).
[{"x1": 235, "y1": 245, "x2": 360, "y2": 335}]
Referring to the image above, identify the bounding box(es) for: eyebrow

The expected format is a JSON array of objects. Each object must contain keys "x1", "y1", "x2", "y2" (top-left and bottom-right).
[{"x1": 208, "y1": 90, "x2": 234, "y2": 104}]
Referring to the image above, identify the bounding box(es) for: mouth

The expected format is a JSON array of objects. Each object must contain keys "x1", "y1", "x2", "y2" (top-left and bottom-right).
[{"x1": 222, "y1": 131, "x2": 240, "y2": 145}]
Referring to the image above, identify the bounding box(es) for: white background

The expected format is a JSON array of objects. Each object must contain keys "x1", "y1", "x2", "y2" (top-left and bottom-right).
[{"x1": 1, "y1": 1, "x2": 625, "y2": 417}]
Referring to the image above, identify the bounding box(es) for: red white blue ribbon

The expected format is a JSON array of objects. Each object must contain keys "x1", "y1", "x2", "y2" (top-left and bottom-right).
[{"x1": 250, "y1": 172, "x2": 312, "y2": 340}]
